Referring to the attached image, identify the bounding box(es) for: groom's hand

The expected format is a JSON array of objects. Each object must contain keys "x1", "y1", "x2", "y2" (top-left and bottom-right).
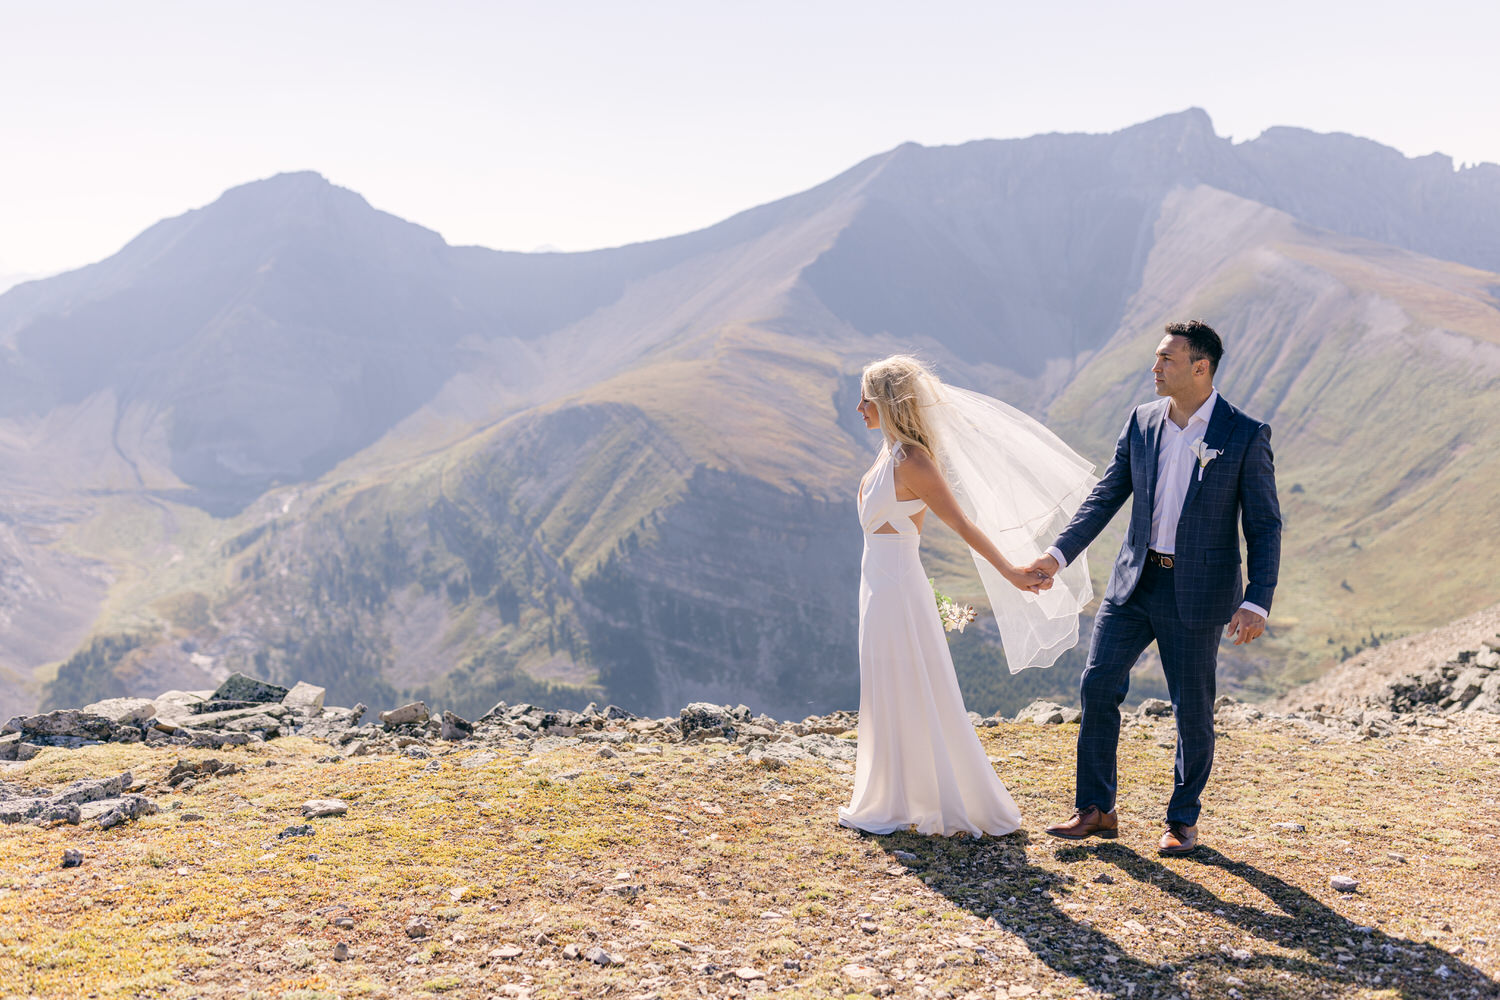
[
  {"x1": 1024, "y1": 554, "x2": 1060, "y2": 580},
  {"x1": 1226, "y1": 608, "x2": 1267, "y2": 645}
]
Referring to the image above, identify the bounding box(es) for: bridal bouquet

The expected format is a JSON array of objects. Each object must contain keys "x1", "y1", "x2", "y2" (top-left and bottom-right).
[{"x1": 930, "y1": 579, "x2": 978, "y2": 634}]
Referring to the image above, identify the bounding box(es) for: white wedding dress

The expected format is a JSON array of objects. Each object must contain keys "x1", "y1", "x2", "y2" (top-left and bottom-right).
[{"x1": 838, "y1": 443, "x2": 1024, "y2": 837}]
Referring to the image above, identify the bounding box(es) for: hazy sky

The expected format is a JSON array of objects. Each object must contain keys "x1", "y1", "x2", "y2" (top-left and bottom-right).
[{"x1": 3, "y1": 0, "x2": 1497, "y2": 277}]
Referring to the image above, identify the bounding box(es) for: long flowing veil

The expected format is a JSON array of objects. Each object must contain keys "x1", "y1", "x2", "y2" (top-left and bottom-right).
[{"x1": 923, "y1": 383, "x2": 1097, "y2": 672}]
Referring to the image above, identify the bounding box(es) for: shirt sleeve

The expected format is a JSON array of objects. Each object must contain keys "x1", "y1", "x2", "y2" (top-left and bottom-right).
[
  {"x1": 1045, "y1": 546, "x2": 1068, "y2": 570},
  {"x1": 1239, "y1": 601, "x2": 1269, "y2": 620}
]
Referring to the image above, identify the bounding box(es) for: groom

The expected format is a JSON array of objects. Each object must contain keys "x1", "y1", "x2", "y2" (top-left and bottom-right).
[{"x1": 1027, "y1": 320, "x2": 1281, "y2": 856}]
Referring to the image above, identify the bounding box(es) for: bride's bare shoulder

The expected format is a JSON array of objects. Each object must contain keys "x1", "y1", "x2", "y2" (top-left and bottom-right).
[{"x1": 893, "y1": 444, "x2": 939, "y2": 481}]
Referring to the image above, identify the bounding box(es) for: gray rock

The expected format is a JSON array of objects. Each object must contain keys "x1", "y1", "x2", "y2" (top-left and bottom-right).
[
  {"x1": 212, "y1": 672, "x2": 290, "y2": 704},
  {"x1": 1015, "y1": 700, "x2": 1071, "y2": 725},
  {"x1": 405, "y1": 917, "x2": 432, "y2": 939},
  {"x1": 380, "y1": 702, "x2": 430, "y2": 727},
  {"x1": 1330, "y1": 875, "x2": 1359, "y2": 893},
  {"x1": 440, "y1": 711, "x2": 474, "y2": 741},
  {"x1": 185, "y1": 704, "x2": 291, "y2": 729},
  {"x1": 282, "y1": 681, "x2": 327, "y2": 715},
  {"x1": 19, "y1": 710, "x2": 116, "y2": 741},
  {"x1": 584, "y1": 946, "x2": 624, "y2": 966},
  {"x1": 82, "y1": 795, "x2": 158, "y2": 829},
  {"x1": 61, "y1": 849, "x2": 84, "y2": 868},
  {"x1": 1274, "y1": 822, "x2": 1306, "y2": 833},
  {"x1": 185, "y1": 730, "x2": 254, "y2": 748},
  {"x1": 278, "y1": 824, "x2": 316, "y2": 839},
  {"x1": 679, "y1": 703, "x2": 737, "y2": 742},
  {"x1": 562, "y1": 943, "x2": 582, "y2": 960},
  {"x1": 223, "y1": 713, "x2": 281, "y2": 736},
  {"x1": 1137, "y1": 698, "x2": 1174, "y2": 718},
  {"x1": 333, "y1": 942, "x2": 349, "y2": 961},
  {"x1": 81, "y1": 698, "x2": 158, "y2": 725},
  {"x1": 301, "y1": 799, "x2": 348, "y2": 819}
]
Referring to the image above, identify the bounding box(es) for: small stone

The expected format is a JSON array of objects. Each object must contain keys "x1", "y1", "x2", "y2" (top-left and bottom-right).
[
  {"x1": 597, "y1": 746, "x2": 619, "y2": 759},
  {"x1": 861, "y1": 921, "x2": 879, "y2": 934},
  {"x1": 735, "y1": 967, "x2": 765, "y2": 980},
  {"x1": 842, "y1": 963, "x2": 879, "y2": 981},
  {"x1": 380, "y1": 702, "x2": 430, "y2": 727},
  {"x1": 490, "y1": 945, "x2": 523, "y2": 959},
  {"x1": 61, "y1": 849, "x2": 84, "y2": 868},
  {"x1": 1094, "y1": 873, "x2": 1115, "y2": 884},
  {"x1": 301, "y1": 799, "x2": 348, "y2": 819},
  {"x1": 278, "y1": 824, "x2": 316, "y2": 839},
  {"x1": 782, "y1": 958, "x2": 801, "y2": 971},
  {"x1": 405, "y1": 917, "x2": 432, "y2": 938},
  {"x1": 180, "y1": 813, "x2": 204, "y2": 822},
  {"x1": 333, "y1": 942, "x2": 349, "y2": 961},
  {"x1": 585, "y1": 946, "x2": 624, "y2": 966},
  {"x1": 1274, "y1": 822, "x2": 1306, "y2": 833},
  {"x1": 1388, "y1": 852, "x2": 1408, "y2": 863},
  {"x1": 459, "y1": 751, "x2": 497, "y2": 769},
  {"x1": 1330, "y1": 875, "x2": 1359, "y2": 893},
  {"x1": 562, "y1": 943, "x2": 582, "y2": 960},
  {"x1": 1137, "y1": 698, "x2": 1174, "y2": 717},
  {"x1": 335, "y1": 917, "x2": 355, "y2": 929}
]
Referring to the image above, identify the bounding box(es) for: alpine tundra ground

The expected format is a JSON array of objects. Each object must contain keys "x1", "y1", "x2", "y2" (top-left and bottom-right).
[{"x1": 2, "y1": 711, "x2": 1498, "y2": 1000}]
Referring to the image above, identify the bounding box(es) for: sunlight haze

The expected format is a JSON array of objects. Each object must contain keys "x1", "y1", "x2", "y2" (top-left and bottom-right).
[{"x1": 2, "y1": 0, "x2": 1497, "y2": 276}]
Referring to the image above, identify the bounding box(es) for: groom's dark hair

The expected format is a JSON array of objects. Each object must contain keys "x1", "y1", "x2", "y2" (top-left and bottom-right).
[{"x1": 1166, "y1": 320, "x2": 1223, "y2": 375}]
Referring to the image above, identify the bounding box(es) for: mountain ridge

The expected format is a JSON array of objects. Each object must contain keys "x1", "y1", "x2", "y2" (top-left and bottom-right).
[{"x1": 3, "y1": 110, "x2": 1499, "y2": 721}]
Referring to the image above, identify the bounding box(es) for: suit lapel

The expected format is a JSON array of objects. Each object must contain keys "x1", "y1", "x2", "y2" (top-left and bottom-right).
[
  {"x1": 1142, "y1": 398, "x2": 1168, "y2": 515},
  {"x1": 1181, "y1": 395, "x2": 1233, "y2": 512}
]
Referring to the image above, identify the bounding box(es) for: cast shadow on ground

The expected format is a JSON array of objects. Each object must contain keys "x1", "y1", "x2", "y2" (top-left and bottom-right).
[{"x1": 869, "y1": 833, "x2": 1495, "y2": 999}]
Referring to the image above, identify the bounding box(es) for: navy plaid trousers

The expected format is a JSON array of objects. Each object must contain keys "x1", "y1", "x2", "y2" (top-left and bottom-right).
[{"x1": 1075, "y1": 562, "x2": 1221, "y2": 825}]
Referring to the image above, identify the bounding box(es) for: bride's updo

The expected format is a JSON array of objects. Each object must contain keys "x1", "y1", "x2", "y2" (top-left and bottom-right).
[{"x1": 861, "y1": 355, "x2": 942, "y2": 458}]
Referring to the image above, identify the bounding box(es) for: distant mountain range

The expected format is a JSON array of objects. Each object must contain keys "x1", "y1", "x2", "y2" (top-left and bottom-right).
[{"x1": 3, "y1": 108, "x2": 1498, "y2": 722}]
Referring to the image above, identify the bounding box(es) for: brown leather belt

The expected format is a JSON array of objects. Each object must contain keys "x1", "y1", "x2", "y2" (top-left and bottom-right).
[{"x1": 1146, "y1": 550, "x2": 1175, "y2": 569}]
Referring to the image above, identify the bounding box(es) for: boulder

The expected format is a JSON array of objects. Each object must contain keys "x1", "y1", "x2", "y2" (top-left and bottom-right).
[
  {"x1": 282, "y1": 681, "x2": 326, "y2": 715},
  {"x1": 82, "y1": 698, "x2": 158, "y2": 725},
  {"x1": 380, "y1": 702, "x2": 430, "y2": 727},
  {"x1": 680, "y1": 703, "x2": 738, "y2": 742},
  {"x1": 441, "y1": 711, "x2": 474, "y2": 741},
  {"x1": 1137, "y1": 698, "x2": 1175, "y2": 718},
  {"x1": 211, "y1": 672, "x2": 290, "y2": 704},
  {"x1": 18, "y1": 711, "x2": 116, "y2": 741}
]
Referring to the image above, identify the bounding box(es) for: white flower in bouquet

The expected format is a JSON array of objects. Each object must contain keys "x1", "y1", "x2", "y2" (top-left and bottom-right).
[{"x1": 930, "y1": 579, "x2": 979, "y2": 634}]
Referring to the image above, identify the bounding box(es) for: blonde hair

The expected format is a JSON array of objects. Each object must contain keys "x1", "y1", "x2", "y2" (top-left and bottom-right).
[{"x1": 860, "y1": 354, "x2": 942, "y2": 459}]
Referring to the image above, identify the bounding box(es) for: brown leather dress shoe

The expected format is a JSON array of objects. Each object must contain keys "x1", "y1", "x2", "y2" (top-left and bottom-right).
[
  {"x1": 1044, "y1": 805, "x2": 1118, "y2": 840},
  {"x1": 1159, "y1": 821, "x2": 1199, "y2": 855}
]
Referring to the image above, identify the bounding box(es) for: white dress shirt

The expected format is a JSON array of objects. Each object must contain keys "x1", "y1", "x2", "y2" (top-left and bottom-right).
[{"x1": 1047, "y1": 389, "x2": 1268, "y2": 620}]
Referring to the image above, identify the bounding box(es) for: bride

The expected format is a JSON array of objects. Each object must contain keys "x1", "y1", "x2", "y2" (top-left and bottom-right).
[{"x1": 838, "y1": 355, "x2": 1097, "y2": 837}]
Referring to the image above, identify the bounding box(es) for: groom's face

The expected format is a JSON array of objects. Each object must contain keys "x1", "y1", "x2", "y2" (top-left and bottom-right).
[{"x1": 1152, "y1": 335, "x2": 1206, "y2": 397}]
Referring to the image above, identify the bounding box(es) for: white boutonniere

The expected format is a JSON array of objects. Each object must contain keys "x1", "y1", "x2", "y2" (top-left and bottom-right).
[{"x1": 1190, "y1": 439, "x2": 1221, "y2": 481}]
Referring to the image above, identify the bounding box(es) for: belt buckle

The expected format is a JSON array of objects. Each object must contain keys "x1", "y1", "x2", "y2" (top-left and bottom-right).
[
  {"x1": 1150, "y1": 551, "x2": 1174, "y2": 569},
  {"x1": 1160, "y1": 554, "x2": 1174, "y2": 569}
]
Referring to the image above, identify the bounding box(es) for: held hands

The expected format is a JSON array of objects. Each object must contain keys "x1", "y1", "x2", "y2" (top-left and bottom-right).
[
  {"x1": 1226, "y1": 608, "x2": 1266, "y2": 645},
  {"x1": 1006, "y1": 554, "x2": 1058, "y2": 594}
]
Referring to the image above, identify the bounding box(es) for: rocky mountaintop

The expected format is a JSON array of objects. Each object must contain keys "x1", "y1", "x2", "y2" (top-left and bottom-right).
[{"x1": 3, "y1": 669, "x2": 1498, "y2": 998}]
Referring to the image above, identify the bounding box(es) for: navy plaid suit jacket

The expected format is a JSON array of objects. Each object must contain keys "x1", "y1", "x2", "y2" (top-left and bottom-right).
[{"x1": 1053, "y1": 395, "x2": 1282, "y2": 628}]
